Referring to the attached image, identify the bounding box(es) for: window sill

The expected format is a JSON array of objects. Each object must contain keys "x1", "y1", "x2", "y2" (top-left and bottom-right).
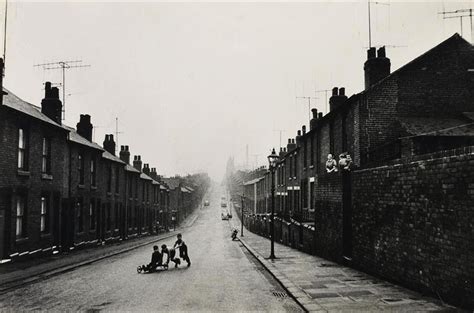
[
  {"x1": 78, "y1": 184, "x2": 85, "y2": 189},
  {"x1": 77, "y1": 231, "x2": 85, "y2": 235},
  {"x1": 107, "y1": 192, "x2": 112, "y2": 196},
  {"x1": 17, "y1": 170, "x2": 30, "y2": 177},
  {"x1": 41, "y1": 174, "x2": 53, "y2": 180},
  {"x1": 89, "y1": 229, "x2": 96, "y2": 233},
  {"x1": 309, "y1": 165, "x2": 314, "y2": 169},
  {"x1": 91, "y1": 186, "x2": 97, "y2": 190},
  {"x1": 40, "y1": 232, "x2": 51, "y2": 238},
  {"x1": 15, "y1": 237, "x2": 29, "y2": 243},
  {"x1": 115, "y1": 193, "x2": 120, "y2": 197}
]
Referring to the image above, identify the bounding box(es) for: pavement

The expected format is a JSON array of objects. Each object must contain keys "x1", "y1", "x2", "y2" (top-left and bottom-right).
[
  {"x1": 228, "y1": 204, "x2": 459, "y2": 312},
  {"x1": 0, "y1": 186, "x2": 303, "y2": 312}
]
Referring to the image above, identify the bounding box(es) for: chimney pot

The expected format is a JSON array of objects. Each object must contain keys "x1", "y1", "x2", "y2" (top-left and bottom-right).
[
  {"x1": 364, "y1": 47, "x2": 390, "y2": 90},
  {"x1": 318, "y1": 112, "x2": 323, "y2": 119},
  {"x1": 76, "y1": 114, "x2": 93, "y2": 141},
  {"x1": 297, "y1": 130, "x2": 301, "y2": 136},
  {"x1": 332, "y1": 87, "x2": 338, "y2": 96},
  {"x1": 311, "y1": 108, "x2": 318, "y2": 118},
  {"x1": 377, "y1": 46, "x2": 386, "y2": 58},
  {"x1": 367, "y1": 47, "x2": 376, "y2": 59},
  {"x1": 339, "y1": 87, "x2": 345, "y2": 96},
  {"x1": 41, "y1": 81, "x2": 62, "y2": 125}
]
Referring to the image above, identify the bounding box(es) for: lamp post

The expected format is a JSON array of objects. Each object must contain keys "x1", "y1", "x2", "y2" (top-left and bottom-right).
[
  {"x1": 267, "y1": 148, "x2": 279, "y2": 260},
  {"x1": 241, "y1": 194, "x2": 245, "y2": 237}
]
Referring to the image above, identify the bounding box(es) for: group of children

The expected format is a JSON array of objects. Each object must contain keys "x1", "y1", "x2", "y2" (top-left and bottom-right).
[{"x1": 144, "y1": 233, "x2": 191, "y2": 272}]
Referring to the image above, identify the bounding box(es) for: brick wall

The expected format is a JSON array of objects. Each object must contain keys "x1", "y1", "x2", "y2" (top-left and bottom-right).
[
  {"x1": 352, "y1": 147, "x2": 474, "y2": 309},
  {"x1": 314, "y1": 172, "x2": 343, "y2": 262},
  {"x1": 0, "y1": 108, "x2": 67, "y2": 258}
]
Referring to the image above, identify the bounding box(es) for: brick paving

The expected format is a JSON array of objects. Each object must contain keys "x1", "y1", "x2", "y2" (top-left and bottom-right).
[{"x1": 228, "y1": 209, "x2": 457, "y2": 312}]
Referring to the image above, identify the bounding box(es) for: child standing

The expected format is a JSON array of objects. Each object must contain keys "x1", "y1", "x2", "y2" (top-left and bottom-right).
[{"x1": 173, "y1": 233, "x2": 191, "y2": 267}]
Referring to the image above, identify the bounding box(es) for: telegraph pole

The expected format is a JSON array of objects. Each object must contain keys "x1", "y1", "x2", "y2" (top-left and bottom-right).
[{"x1": 34, "y1": 60, "x2": 91, "y2": 120}]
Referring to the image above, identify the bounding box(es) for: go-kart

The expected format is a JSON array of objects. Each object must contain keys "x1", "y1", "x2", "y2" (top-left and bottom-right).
[{"x1": 137, "y1": 263, "x2": 169, "y2": 273}]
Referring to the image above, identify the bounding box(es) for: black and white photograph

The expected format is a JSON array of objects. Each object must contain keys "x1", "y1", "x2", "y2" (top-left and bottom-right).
[{"x1": 0, "y1": 0, "x2": 473, "y2": 312}]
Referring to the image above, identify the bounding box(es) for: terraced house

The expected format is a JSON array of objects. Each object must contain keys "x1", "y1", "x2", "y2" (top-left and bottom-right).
[
  {"x1": 236, "y1": 34, "x2": 474, "y2": 308},
  {"x1": 0, "y1": 81, "x2": 207, "y2": 263}
]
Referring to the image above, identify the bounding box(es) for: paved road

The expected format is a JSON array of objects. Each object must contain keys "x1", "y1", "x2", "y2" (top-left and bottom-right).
[{"x1": 0, "y1": 186, "x2": 302, "y2": 312}]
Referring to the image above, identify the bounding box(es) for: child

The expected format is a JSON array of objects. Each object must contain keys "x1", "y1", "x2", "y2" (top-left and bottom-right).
[
  {"x1": 161, "y1": 244, "x2": 181, "y2": 268},
  {"x1": 174, "y1": 233, "x2": 191, "y2": 267},
  {"x1": 143, "y1": 245, "x2": 163, "y2": 272}
]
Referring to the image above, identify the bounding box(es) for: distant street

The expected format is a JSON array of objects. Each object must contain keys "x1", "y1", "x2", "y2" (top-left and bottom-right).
[{"x1": 0, "y1": 187, "x2": 302, "y2": 312}]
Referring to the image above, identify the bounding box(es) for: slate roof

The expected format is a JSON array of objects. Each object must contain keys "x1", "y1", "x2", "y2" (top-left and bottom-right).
[
  {"x1": 65, "y1": 126, "x2": 104, "y2": 151},
  {"x1": 102, "y1": 150, "x2": 125, "y2": 164},
  {"x1": 243, "y1": 177, "x2": 264, "y2": 186},
  {"x1": 2, "y1": 88, "x2": 67, "y2": 130},
  {"x1": 400, "y1": 116, "x2": 474, "y2": 137},
  {"x1": 140, "y1": 172, "x2": 153, "y2": 181},
  {"x1": 181, "y1": 187, "x2": 191, "y2": 193},
  {"x1": 125, "y1": 164, "x2": 140, "y2": 173},
  {"x1": 162, "y1": 178, "x2": 180, "y2": 190}
]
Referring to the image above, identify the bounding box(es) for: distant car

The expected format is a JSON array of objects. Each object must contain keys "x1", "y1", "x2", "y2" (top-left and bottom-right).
[
  {"x1": 204, "y1": 200, "x2": 210, "y2": 206},
  {"x1": 221, "y1": 212, "x2": 229, "y2": 220},
  {"x1": 227, "y1": 212, "x2": 232, "y2": 218},
  {"x1": 221, "y1": 196, "x2": 226, "y2": 200},
  {"x1": 221, "y1": 202, "x2": 227, "y2": 208}
]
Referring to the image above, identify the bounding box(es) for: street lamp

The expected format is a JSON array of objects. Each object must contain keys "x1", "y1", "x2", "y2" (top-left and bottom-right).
[
  {"x1": 240, "y1": 193, "x2": 245, "y2": 237},
  {"x1": 267, "y1": 148, "x2": 279, "y2": 260}
]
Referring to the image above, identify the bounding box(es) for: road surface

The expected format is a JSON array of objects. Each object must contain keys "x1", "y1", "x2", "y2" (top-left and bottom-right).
[{"x1": 0, "y1": 186, "x2": 302, "y2": 312}]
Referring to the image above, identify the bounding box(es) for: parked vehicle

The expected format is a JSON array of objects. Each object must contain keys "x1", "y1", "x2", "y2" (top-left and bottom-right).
[
  {"x1": 221, "y1": 202, "x2": 227, "y2": 208},
  {"x1": 221, "y1": 212, "x2": 229, "y2": 220},
  {"x1": 204, "y1": 200, "x2": 210, "y2": 206}
]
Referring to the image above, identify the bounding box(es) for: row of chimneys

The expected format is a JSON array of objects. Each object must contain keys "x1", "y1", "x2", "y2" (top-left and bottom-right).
[
  {"x1": 283, "y1": 46, "x2": 390, "y2": 153},
  {"x1": 118, "y1": 147, "x2": 161, "y2": 181},
  {"x1": 40, "y1": 82, "x2": 162, "y2": 182}
]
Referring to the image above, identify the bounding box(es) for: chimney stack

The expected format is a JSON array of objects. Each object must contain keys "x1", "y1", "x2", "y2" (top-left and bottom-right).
[
  {"x1": 119, "y1": 145, "x2": 130, "y2": 164},
  {"x1": 310, "y1": 108, "x2": 318, "y2": 130},
  {"x1": 133, "y1": 155, "x2": 142, "y2": 171},
  {"x1": 76, "y1": 114, "x2": 93, "y2": 141},
  {"x1": 329, "y1": 87, "x2": 348, "y2": 111},
  {"x1": 41, "y1": 81, "x2": 62, "y2": 124},
  {"x1": 143, "y1": 163, "x2": 150, "y2": 175},
  {"x1": 103, "y1": 134, "x2": 116, "y2": 155},
  {"x1": 364, "y1": 46, "x2": 391, "y2": 90},
  {"x1": 149, "y1": 167, "x2": 159, "y2": 180},
  {"x1": 302, "y1": 125, "x2": 306, "y2": 135},
  {"x1": 286, "y1": 138, "x2": 296, "y2": 152}
]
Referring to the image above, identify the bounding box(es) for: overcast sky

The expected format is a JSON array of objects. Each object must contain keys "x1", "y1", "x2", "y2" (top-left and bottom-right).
[{"x1": 2, "y1": 1, "x2": 471, "y2": 180}]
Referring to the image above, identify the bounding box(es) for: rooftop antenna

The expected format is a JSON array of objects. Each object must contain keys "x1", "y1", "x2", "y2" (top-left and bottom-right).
[
  {"x1": 115, "y1": 117, "x2": 124, "y2": 155},
  {"x1": 368, "y1": 0, "x2": 390, "y2": 47},
  {"x1": 296, "y1": 96, "x2": 318, "y2": 121},
  {"x1": 315, "y1": 89, "x2": 331, "y2": 114},
  {"x1": 251, "y1": 154, "x2": 260, "y2": 170},
  {"x1": 439, "y1": 9, "x2": 473, "y2": 42},
  {"x1": 273, "y1": 129, "x2": 286, "y2": 148},
  {"x1": 34, "y1": 60, "x2": 91, "y2": 120}
]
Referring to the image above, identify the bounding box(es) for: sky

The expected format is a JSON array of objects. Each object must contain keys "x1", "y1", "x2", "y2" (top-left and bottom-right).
[{"x1": 2, "y1": 0, "x2": 472, "y2": 180}]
